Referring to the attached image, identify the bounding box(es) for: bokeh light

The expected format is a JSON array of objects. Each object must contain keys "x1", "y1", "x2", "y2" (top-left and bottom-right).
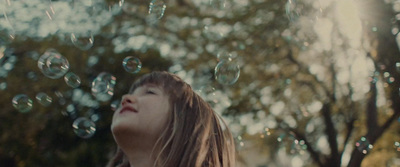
[{"x1": 355, "y1": 136, "x2": 373, "y2": 155}]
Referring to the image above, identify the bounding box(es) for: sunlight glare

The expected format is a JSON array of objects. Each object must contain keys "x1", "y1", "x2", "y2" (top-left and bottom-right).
[{"x1": 335, "y1": 0, "x2": 362, "y2": 48}]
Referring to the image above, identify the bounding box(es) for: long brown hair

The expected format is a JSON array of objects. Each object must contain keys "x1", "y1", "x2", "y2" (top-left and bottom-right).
[{"x1": 107, "y1": 71, "x2": 236, "y2": 167}]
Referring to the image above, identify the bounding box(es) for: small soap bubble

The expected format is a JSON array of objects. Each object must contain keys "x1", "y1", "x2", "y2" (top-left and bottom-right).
[
  {"x1": 203, "y1": 25, "x2": 225, "y2": 41},
  {"x1": 285, "y1": 0, "x2": 302, "y2": 22},
  {"x1": 148, "y1": 0, "x2": 166, "y2": 19},
  {"x1": 38, "y1": 49, "x2": 70, "y2": 79},
  {"x1": 208, "y1": 0, "x2": 226, "y2": 9},
  {"x1": 216, "y1": 51, "x2": 233, "y2": 61},
  {"x1": 110, "y1": 99, "x2": 120, "y2": 111},
  {"x1": 392, "y1": 25, "x2": 399, "y2": 35},
  {"x1": 122, "y1": 56, "x2": 142, "y2": 73},
  {"x1": 90, "y1": 113, "x2": 100, "y2": 122},
  {"x1": 290, "y1": 139, "x2": 307, "y2": 154},
  {"x1": 72, "y1": 117, "x2": 96, "y2": 139},
  {"x1": 0, "y1": 77, "x2": 6, "y2": 90},
  {"x1": 64, "y1": 72, "x2": 81, "y2": 88},
  {"x1": 105, "y1": 0, "x2": 124, "y2": 15},
  {"x1": 259, "y1": 127, "x2": 272, "y2": 139},
  {"x1": 12, "y1": 94, "x2": 33, "y2": 113},
  {"x1": 235, "y1": 135, "x2": 245, "y2": 150},
  {"x1": 71, "y1": 32, "x2": 94, "y2": 51},
  {"x1": 26, "y1": 71, "x2": 38, "y2": 81},
  {"x1": 394, "y1": 141, "x2": 400, "y2": 152},
  {"x1": 197, "y1": 86, "x2": 218, "y2": 105},
  {"x1": 91, "y1": 72, "x2": 116, "y2": 102},
  {"x1": 396, "y1": 62, "x2": 400, "y2": 73},
  {"x1": 35, "y1": 92, "x2": 52, "y2": 107},
  {"x1": 214, "y1": 59, "x2": 240, "y2": 85},
  {"x1": 355, "y1": 136, "x2": 373, "y2": 154}
]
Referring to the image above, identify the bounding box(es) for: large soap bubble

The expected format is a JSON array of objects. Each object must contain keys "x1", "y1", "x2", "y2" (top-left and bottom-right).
[
  {"x1": 214, "y1": 59, "x2": 240, "y2": 85},
  {"x1": 91, "y1": 72, "x2": 116, "y2": 102},
  {"x1": 12, "y1": 94, "x2": 33, "y2": 113},
  {"x1": 38, "y1": 49, "x2": 70, "y2": 79},
  {"x1": 72, "y1": 117, "x2": 96, "y2": 139}
]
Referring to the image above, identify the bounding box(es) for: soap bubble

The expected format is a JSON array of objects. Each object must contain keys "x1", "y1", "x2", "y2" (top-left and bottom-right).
[
  {"x1": 285, "y1": 0, "x2": 302, "y2": 22},
  {"x1": 105, "y1": 0, "x2": 124, "y2": 15},
  {"x1": 208, "y1": 0, "x2": 226, "y2": 9},
  {"x1": 64, "y1": 72, "x2": 81, "y2": 88},
  {"x1": 38, "y1": 49, "x2": 70, "y2": 79},
  {"x1": 35, "y1": 92, "x2": 52, "y2": 107},
  {"x1": 290, "y1": 139, "x2": 307, "y2": 154},
  {"x1": 355, "y1": 136, "x2": 373, "y2": 154},
  {"x1": 110, "y1": 99, "x2": 120, "y2": 111},
  {"x1": 71, "y1": 32, "x2": 94, "y2": 51},
  {"x1": 91, "y1": 72, "x2": 116, "y2": 102},
  {"x1": 203, "y1": 25, "x2": 225, "y2": 41},
  {"x1": 394, "y1": 141, "x2": 400, "y2": 152},
  {"x1": 148, "y1": 0, "x2": 166, "y2": 19},
  {"x1": 216, "y1": 51, "x2": 233, "y2": 61},
  {"x1": 0, "y1": 77, "x2": 6, "y2": 90},
  {"x1": 122, "y1": 56, "x2": 142, "y2": 73},
  {"x1": 72, "y1": 117, "x2": 96, "y2": 139},
  {"x1": 214, "y1": 59, "x2": 240, "y2": 85},
  {"x1": 12, "y1": 94, "x2": 33, "y2": 113}
]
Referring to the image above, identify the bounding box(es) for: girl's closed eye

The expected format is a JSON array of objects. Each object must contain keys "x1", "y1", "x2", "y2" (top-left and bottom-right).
[{"x1": 146, "y1": 89, "x2": 156, "y2": 94}]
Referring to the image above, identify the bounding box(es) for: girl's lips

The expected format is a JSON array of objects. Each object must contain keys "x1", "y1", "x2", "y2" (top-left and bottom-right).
[{"x1": 120, "y1": 105, "x2": 138, "y2": 113}]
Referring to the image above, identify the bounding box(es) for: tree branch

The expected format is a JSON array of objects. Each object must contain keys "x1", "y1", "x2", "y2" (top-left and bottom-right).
[
  {"x1": 366, "y1": 82, "x2": 378, "y2": 134},
  {"x1": 321, "y1": 103, "x2": 340, "y2": 167}
]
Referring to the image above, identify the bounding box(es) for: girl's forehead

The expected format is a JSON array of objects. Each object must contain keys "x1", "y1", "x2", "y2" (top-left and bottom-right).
[{"x1": 130, "y1": 83, "x2": 164, "y2": 93}]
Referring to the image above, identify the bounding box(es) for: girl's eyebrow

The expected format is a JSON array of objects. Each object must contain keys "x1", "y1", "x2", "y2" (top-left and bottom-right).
[{"x1": 143, "y1": 83, "x2": 160, "y2": 88}]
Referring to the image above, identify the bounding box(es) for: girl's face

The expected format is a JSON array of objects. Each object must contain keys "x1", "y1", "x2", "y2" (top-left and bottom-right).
[{"x1": 111, "y1": 84, "x2": 170, "y2": 141}]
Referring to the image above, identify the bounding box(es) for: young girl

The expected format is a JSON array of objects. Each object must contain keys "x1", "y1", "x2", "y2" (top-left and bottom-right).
[{"x1": 107, "y1": 71, "x2": 236, "y2": 167}]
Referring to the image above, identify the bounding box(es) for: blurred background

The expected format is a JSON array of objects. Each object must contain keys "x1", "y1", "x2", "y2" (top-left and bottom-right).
[{"x1": 1, "y1": 0, "x2": 400, "y2": 166}]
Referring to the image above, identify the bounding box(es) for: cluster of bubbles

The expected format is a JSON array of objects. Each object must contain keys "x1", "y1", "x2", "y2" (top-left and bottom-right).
[
  {"x1": 214, "y1": 51, "x2": 240, "y2": 85},
  {"x1": 91, "y1": 72, "x2": 117, "y2": 102},
  {"x1": 355, "y1": 136, "x2": 373, "y2": 154},
  {"x1": 38, "y1": 49, "x2": 70, "y2": 79}
]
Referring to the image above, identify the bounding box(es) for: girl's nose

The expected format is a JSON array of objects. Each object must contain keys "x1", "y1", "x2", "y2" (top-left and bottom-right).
[{"x1": 121, "y1": 95, "x2": 136, "y2": 106}]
